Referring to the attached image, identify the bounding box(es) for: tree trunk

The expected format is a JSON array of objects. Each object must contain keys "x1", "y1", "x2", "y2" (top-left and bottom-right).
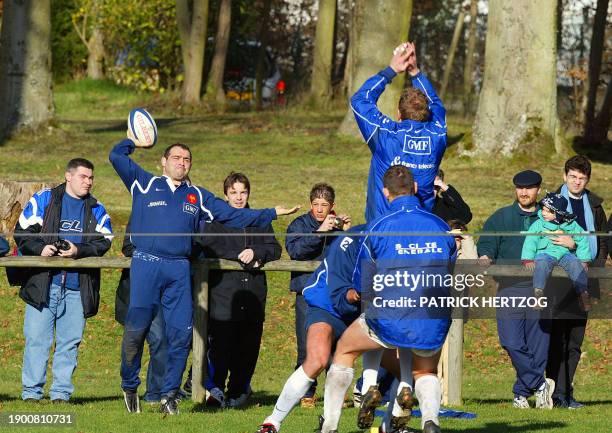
[
  {"x1": 181, "y1": 0, "x2": 209, "y2": 105},
  {"x1": 255, "y1": 0, "x2": 273, "y2": 111},
  {"x1": 87, "y1": 27, "x2": 105, "y2": 79},
  {"x1": 591, "y1": 77, "x2": 612, "y2": 144},
  {"x1": 0, "y1": 181, "x2": 55, "y2": 239},
  {"x1": 339, "y1": 0, "x2": 413, "y2": 136},
  {"x1": 204, "y1": 0, "x2": 232, "y2": 106},
  {"x1": 310, "y1": 0, "x2": 337, "y2": 107},
  {"x1": 440, "y1": 5, "x2": 465, "y2": 100},
  {"x1": 462, "y1": 0, "x2": 477, "y2": 116},
  {"x1": 176, "y1": 0, "x2": 192, "y2": 71},
  {"x1": 0, "y1": 0, "x2": 53, "y2": 141},
  {"x1": 583, "y1": 0, "x2": 609, "y2": 144},
  {"x1": 471, "y1": 0, "x2": 561, "y2": 156}
]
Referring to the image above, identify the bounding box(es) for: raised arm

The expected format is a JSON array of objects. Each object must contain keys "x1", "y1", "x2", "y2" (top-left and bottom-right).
[{"x1": 108, "y1": 139, "x2": 154, "y2": 192}]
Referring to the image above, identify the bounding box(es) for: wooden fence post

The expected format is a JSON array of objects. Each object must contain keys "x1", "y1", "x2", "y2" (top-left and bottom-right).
[
  {"x1": 191, "y1": 262, "x2": 209, "y2": 403},
  {"x1": 445, "y1": 317, "x2": 464, "y2": 406}
]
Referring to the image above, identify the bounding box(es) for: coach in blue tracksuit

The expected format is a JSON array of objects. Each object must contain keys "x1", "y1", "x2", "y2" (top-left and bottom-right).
[
  {"x1": 110, "y1": 137, "x2": 298, "y2": 414},
  {"x1": 352, "y1": 41, "x2": 447, "y2": 222},
  {"x1": 257, "y1": 226, "x2": 364, "y2": 433}
]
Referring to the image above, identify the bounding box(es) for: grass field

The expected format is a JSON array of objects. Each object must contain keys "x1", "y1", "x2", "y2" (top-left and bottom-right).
[{"x1": 0, "y1": 79, "x2": 610, "y2": 433}]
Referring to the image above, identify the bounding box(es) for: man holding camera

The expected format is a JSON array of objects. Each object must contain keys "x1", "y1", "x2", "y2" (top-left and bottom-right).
[{"x1": 14, "y1": 158, "x2": 113, "y2": 403}]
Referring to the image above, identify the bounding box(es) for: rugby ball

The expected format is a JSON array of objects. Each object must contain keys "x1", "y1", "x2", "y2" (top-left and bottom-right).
[{"x1": 128, "y1": 108, "x2": 157, "y2": 148}]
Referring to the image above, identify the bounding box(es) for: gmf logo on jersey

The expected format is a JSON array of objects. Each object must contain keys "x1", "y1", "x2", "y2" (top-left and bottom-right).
[
  {"x1": 402, "y1": 135, "x2": 431, "y2": 155},
  {"x1": 395, "y1": 242, "x2": 442, "y2": 255},
  {"x1": 183, "y1": 202, "x2": 198, "y2": 215},
  {"x1": 187, "y1": 193, "x2": 197, "y2": 204}
]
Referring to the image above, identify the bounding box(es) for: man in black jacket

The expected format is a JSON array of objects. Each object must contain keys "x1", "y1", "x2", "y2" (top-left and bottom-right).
[
  {"x1": 547, "y1": 155, "x2": 608, "y2": 409},
  {"x1": 432, "y1": 169, "x2": 472, "y2": 224},
  {"x1": 197, "y1": 173, "x2": 282, "y2": 408},
  {"x1": 14, "y1": 158, "x2": 112, "y2": 403}
]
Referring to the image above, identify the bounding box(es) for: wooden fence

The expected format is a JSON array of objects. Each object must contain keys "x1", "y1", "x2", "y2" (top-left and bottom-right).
[{"x1": 0, "y1": 256, "x2": 610, "y2": 406}]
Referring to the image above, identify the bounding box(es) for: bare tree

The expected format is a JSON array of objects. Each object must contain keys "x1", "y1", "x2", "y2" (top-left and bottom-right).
[
  {"x1": 462, "y1": 0, "x2": 477, "y2": 115},
  {"x1": 204, "y1": 0, "x2": 232, "y2": 106},
  {"x1": 339, "y1": 0, "x2": 413, "y2": 136},
  {"x1": 583, "y1": 0, "x2": 610, "y2": 145},
  {"x1": 177, "y1": 0, "x2": 210, "y2": 105},
  {"x1": 72, "y1": 0, "x2": 105, "y2": 79},
  {"x1": 471, "y1": 0, "x2": 561, "y2": 155},
  {"x1": 0, "y1": 0, "x2": 53, "y2": 140},
  {"x1": 310, "y1": 0, "x2": 337, "y2": 107},
  {"x1": 440, "y1": 2, "x2": 466, "y2": 100},
  {"x1": 255, "y1": 0, "x2": 273, "y2": 111}
]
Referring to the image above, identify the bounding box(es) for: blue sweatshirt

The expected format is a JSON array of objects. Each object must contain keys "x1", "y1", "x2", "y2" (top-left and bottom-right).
[
  {"x1": 302, "y1": 225, "x2": 366, "y2": 322},
  {"x1": 359, "y1": 195, "x2": 456, "y2": 350},
  {"x1": 351, "y1": 67, "x2": 447, "y2": 222},
  {"x1": 52, "y1": 194, "x2": 85, "y2": 289},
  {"x1": 109, "y1": 139, "x2": 277, "y2": 258}
]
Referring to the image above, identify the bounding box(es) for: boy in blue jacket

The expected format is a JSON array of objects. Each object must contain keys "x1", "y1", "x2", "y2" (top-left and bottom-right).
[
  {"x1": 285, "y1": 183, "x2": 351, "y2": 406},
  {"x1": 351, "y1": 41, "x2": 447, "y2": 222},
  {"x1": 521, "y1": 192, "x2": 591, "y2": 311}
]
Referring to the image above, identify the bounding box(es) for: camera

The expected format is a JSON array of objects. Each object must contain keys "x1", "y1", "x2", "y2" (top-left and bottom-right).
[
  {"x1": 333, "y1": 217, "x2": 344, "y2": 230},
  {"x1": 53, "y1": 240, "x2": 71, "y2": 254}
]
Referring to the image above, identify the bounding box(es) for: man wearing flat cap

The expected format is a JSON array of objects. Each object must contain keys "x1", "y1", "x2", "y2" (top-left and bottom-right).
[{"x1": 477, "y1": 170, "x2": 556, "y2": 410}]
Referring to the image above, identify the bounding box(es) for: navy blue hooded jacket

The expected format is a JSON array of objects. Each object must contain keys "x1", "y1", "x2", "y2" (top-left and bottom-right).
[
  {"x1": 110, "y1": 139, "x2": 277, "y2": 258},
  {"x1": 352, "y1": 67, "x2": 447, "y2": 222},
  {"x1": 285, "y1": 211, "x2": 340, "y2": 293}
]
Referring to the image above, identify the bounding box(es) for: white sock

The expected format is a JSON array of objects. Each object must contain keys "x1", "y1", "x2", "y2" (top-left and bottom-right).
[
  {"x1": 265, "y1": 366, "x2": 315, "y2": 430},
  {"x1": 322, "y1": 364, "x2": 354, "y2": 433},
  {"x1": 361, "y1": 350, "x2": 383, "y2": 393},
  {"x1": 415, "y1": 375, "x2": 441, "y2": 429}
]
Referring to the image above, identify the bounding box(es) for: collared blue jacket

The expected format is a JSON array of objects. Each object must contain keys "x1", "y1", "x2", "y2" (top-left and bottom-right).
[
  {"x1": 352, "y1": 67, "x2": 447, "y2": 222},
  {"x1": 110, "y1": 139, "x2": 277, "y2": 258},
  {"x1": 302, "y1": 225, "x2": 366, "y2": 323},
  {"x1": 359, "y1": 195, "x2": 456, "y2": 350}
]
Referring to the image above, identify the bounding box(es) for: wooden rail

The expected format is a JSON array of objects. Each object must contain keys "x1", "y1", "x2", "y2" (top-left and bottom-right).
[{"x1": 0, "y1": 256, "x2": 610, "y2": 406}]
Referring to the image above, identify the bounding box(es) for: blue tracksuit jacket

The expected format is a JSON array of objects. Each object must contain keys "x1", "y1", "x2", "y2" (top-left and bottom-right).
[
  {"x1": 359, "y1": 195, "x2": 456, "y2": 349},
  {"x1": 109, "y1": 139, "x2": 277, "y2": 258},
  {"x1": 352, "y1": 67, "x2": 447, "y2": 222},
  {"x1": 302, "y1": 225, "x2": 366, "y2": 323}
]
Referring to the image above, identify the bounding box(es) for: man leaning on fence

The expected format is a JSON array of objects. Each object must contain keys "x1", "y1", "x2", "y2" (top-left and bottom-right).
[{"x1": 14, "y1": 158, "x2": 113, "y2": 403}]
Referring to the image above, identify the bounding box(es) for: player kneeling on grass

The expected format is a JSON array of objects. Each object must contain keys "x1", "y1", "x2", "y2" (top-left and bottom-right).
[{"x1": 318, "y1": 166, "x2": 456, "y2": 433}]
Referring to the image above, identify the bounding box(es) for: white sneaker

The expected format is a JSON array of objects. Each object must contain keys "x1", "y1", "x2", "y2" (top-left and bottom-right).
[
  {"x1": 535, "y1": 378, "x2": 555, "y2": 409},
  {"x1": 513, "y1": 395, "x2": 530, "y2": 409},
  {"x1": 205, "y1": 387, "x2": 225, "y2": 408}
]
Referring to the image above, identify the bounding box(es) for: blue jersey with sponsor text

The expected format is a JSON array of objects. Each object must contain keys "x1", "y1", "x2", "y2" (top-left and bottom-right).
[
  {"x1": 351, "y1": 67, "x2": 447, "y2": 222},
  {"x1": 109, "y1": 139, "x2": 277, "y2": 258},
  {"x1": 359, "y1": 195, "x2": 456, "y2": 350},
  {"x1": 302, "y1": 225, "x2": 365, "y2": 323}
]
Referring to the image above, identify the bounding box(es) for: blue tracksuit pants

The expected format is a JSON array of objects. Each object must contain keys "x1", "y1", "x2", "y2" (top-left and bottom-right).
[
  {"x1": 496, "y1": 283, "x2": 551, "y2": 397},
  {"x1": 120, "y1": 251, "x2": 192, "y2": 397}
]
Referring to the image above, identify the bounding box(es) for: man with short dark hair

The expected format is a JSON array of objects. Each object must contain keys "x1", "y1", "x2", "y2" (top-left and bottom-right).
[
  {"x1": 477, "y1": 170, "x2": 554, "y2": 410},
  {"x1": 110, "y1": 136, "x2": 298, "y2": 414},
  {"x1": 546, "y1": 155, "x2": 607, "y2": 409},
  {"x1": 351, "y1": 41, "x2": 447, "y2": 221},
  {"x1": 14, "y1": 158, "x2": 113, "y2": 403}
]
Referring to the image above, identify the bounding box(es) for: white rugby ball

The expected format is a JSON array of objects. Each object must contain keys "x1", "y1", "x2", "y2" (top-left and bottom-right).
[{"x1": 128, "y1": 108, "x2": 158, "y2": 148}]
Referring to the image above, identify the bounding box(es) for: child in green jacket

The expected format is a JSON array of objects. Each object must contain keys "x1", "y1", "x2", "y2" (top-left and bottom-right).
[{"x1": 521, "y1": 192, "x2": 591, "y2": 311}]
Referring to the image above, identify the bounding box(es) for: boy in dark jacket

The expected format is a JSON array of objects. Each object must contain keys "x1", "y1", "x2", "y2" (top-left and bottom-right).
[
  {"x1": 198, "y1": 173, "x2": 282, "y2": 408},
  {"x1": 285, "y1": 183, "x2": 351, "y2": 406},
  {"x1": 14, "y1": 158, "x2": 112, "y2": 402}
]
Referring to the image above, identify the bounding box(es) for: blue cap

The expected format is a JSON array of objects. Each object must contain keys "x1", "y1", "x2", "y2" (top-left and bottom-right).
[{"x1": 513, "y1": 170, "x2": 542, "y2": 187}]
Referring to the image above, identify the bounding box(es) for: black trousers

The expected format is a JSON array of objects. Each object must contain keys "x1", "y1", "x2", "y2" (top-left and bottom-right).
[
  {"x1": 546, "y1": 318, "x2": 587, "y2": 400},
  {"x1": 207, "y1": 319, "x2": 264, "y2": 399}
]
